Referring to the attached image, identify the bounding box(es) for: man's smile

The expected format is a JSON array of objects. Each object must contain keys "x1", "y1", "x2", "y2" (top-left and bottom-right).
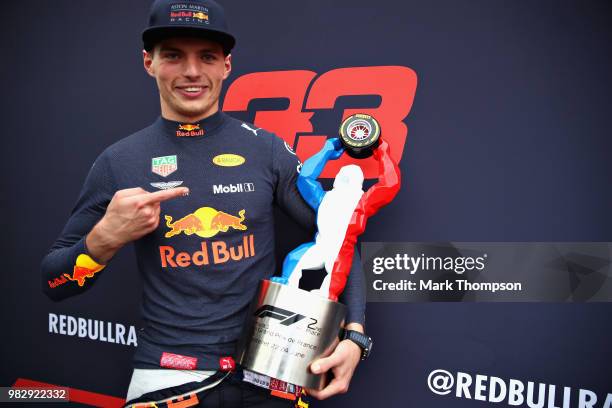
[{"x1": 175, "y1": 84, "x2": 209, "y2": 98}]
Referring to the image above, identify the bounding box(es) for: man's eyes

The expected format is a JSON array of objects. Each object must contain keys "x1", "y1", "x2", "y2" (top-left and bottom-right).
[{"x1": 160, "y1": 53, "x2": 218, "y2": 61}]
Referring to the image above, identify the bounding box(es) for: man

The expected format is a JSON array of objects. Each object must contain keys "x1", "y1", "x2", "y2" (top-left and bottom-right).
[{"x1": 41, "y1": 0, "x2": 370, "y2": 406}]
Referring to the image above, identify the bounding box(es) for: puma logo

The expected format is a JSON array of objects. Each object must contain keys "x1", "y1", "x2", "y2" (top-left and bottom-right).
[{"x1": 241, "y1": 123, "x2": 261, "y2": 136}]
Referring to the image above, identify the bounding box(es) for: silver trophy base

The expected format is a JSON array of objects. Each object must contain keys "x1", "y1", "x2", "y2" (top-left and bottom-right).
[{"x1": 238, "y1": 280, "x2": 346, "y2": 389}]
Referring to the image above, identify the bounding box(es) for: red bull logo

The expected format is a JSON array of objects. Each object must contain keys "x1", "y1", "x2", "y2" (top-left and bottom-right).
[
  {"x1": 61, "y1": 254, "x2": 105, "y2": 287},
  {"x1": 159, "y1": 234, "x2": 255, "y2": 268},
  {"x1": 161, "y1": 206, "x2": 254, "y2": 268},
  {"x1": 192, "y1": 12, "x2": 208, "y2": 20},
  {"x1": 169, "y1": 9, "x2": 209, "y2": 24},
  {"x1": 176, "y1": 124, "x2": 204, "y2": 137},
  {"x1": 178, "y1": 124, "x2": 200, "y2": 132},
  {"x1": 164, "y1": 207, "x2": 246, "y2": 238},
  {"x1": 48, "y1": 275, "x2": 68, "y2": 288}
]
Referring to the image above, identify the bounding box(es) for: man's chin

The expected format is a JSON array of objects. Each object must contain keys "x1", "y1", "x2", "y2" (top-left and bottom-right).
[{"x1": 175, "y1": 105, "x2": 215, "y2": 121}]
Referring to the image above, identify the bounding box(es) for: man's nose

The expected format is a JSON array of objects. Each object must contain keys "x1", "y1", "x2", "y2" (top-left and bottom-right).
[{"x1": 183, "y1": 55, "x2": 201, "y2": 78}]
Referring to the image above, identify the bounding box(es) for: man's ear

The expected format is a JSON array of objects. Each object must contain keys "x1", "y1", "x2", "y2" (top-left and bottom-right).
[
  {"x1": 223, "y1": 53, "x2": 232, "y2": 80},
  {"x1": 143, "y1": 49, "x2": 156, "y2": 77}
]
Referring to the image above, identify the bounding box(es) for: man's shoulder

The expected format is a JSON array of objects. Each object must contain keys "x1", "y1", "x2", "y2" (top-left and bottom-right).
[
  {"x1": 100, "y1": 122, "x2": 160, "y2": 159},
  {"x1": 222, "y1": 114, "x2": 281, "y2": 142},
  {"x1": 223, "y1": 116, "x2": 300, "y2": 164}
]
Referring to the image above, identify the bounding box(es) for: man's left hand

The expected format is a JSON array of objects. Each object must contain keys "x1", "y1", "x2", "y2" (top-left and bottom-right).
[{"x1": 305, "y1": 326, "x2": 363, "y2": 400}]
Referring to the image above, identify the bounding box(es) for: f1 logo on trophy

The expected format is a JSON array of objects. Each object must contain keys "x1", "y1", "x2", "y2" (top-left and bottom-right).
[{"x1": 238, "y1": 114, "x2": 401, "y2": 389}]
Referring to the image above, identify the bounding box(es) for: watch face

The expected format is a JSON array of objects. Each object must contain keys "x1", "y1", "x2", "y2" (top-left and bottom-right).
[{"x1": 362, "y1": 337, "x2": 372, "y2": 359}]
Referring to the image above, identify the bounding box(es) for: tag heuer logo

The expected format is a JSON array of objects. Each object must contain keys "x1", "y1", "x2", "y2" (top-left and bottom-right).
[
  {"x1": 213, "y1": 183, "x2": 255, "y2": 194},
  {"x1": 152, "y1": 155, "x2": 177, "y2": 177}
]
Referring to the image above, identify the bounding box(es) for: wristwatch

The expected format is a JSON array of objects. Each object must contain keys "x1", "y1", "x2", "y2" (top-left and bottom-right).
[{"x1": 341, "y1": 329, "x2": 373, "y2": 360}]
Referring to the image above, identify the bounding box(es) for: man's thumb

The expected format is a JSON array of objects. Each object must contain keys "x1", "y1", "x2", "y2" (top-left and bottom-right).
[{"x1": 310, "y1": 354, "x2": 338, "y2": 374}]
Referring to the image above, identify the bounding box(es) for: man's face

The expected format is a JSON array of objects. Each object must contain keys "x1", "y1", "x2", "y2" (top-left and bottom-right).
[{"x1": 143, "y1": 37, "x2": 231, "y2": 122}]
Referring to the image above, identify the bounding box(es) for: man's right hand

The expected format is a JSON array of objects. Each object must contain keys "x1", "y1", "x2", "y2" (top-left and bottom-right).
[{"x1": 86, "y1": 187, "x2": 189, "y2": 263}]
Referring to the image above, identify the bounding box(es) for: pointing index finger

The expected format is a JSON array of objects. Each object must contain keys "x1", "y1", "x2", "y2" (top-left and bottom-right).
[{"x1": 142, "y1": 187, "x2": 190, "y2": 204}]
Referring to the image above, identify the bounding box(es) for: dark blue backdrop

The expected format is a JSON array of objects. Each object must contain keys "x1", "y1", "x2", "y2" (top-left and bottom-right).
[{"x1": 1, "y1": 1, "x2": 611, "y2": 406}]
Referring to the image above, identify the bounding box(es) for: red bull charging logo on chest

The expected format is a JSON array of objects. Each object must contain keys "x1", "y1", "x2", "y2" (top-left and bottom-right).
[
  {"x1": 160, "y1": 206, "x2": 255, "y2": 268},
  {"x1": 164, "y1": 207, "x2": 246, "y2": 238}
]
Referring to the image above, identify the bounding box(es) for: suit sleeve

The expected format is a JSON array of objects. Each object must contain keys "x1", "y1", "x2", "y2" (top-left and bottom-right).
[
  {"x1": 271, "y1": 135, "x2": 366, "y2": 326},
  {"x1": 271, "y1": 134, "x2": 315, "y2": 230},
  {"x1": 338, "y1": 248, "x2": 366, "y2": 326},
  {"x1": 41, "y1": 152, "x2": 115, "y2": 301}
]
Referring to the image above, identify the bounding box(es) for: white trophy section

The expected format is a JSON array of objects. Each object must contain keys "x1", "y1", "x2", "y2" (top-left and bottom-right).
[{"x1": 287, "y1": 165, "x2": 365, "y2": 297}]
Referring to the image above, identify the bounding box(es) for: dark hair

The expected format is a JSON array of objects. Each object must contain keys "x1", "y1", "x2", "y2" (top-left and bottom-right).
[{"x1": 143, "y1": 29, "x2": 232, "y2": 56}]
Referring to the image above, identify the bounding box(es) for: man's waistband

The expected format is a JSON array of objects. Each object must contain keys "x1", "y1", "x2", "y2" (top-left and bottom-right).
[{"x1": 133, "y1": 337, "x2": 236, "y2": 371}]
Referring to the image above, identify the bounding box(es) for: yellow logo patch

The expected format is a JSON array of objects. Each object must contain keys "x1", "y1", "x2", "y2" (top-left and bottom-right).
[{"x1": 212, "y1": 154, "x2": 246, "y2": 167}]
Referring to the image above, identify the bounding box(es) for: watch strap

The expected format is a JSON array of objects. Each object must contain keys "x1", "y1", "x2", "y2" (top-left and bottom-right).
[{"x1": 341, "y1": 329, "x2": 372, "y2": 360}]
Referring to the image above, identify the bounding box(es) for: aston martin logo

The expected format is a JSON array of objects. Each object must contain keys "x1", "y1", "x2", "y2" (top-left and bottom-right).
[{"x1": 150, "y1": 181, "x2": 184, "y2": 190}]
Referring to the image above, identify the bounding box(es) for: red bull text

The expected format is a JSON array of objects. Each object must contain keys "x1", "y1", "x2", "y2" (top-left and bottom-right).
[{"x1": 160, "y1": 234, "x2": 255, "y2": 267}]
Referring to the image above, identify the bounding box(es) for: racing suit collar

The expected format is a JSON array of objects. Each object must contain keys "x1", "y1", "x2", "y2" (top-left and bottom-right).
[{"x1": 158, "y1": 110, "x2": 226, "y2": 138}]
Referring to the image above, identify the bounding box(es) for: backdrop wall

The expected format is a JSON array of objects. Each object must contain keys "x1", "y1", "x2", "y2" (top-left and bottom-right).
[{"x1": 2, "y1": 1, "x2": 611, "y2": 407}]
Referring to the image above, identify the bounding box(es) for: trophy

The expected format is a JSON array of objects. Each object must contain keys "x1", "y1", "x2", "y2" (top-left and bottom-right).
[{"x1": 237, "y1": 114, "x2": 401, "y2": 389}]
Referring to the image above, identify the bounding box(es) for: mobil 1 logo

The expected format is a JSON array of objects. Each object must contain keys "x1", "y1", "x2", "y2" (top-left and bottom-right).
[{"x1": 213, "y1": 183, "x2": 255, "y2": 195}]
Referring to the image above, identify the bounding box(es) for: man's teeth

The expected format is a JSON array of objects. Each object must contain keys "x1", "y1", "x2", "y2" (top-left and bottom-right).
[{"x1": 184, "y1": 87, "x2": 202, "y2": 92}]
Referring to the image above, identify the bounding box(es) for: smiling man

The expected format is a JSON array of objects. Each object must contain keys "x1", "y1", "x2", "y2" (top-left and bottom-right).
[
  {"x1": 145, "y1": 37, "x2": 230, "y2": 122},
  {"x1": 41, "y1": 0, "x2": 367, "y2": 407}
]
